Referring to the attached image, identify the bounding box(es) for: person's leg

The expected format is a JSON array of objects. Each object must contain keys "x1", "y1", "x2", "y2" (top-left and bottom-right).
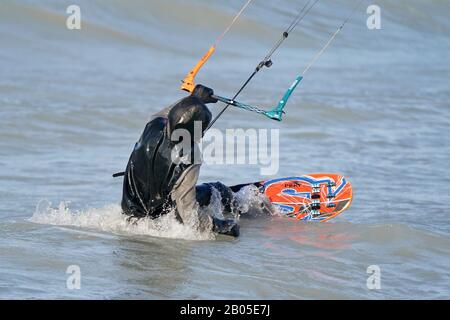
[
  {"x1": 195, "y1": 182, "x2": 240, "y2": 237},
  {"x1": 195, "y1": 183, "x2": 213, "y2": 207},
  {"x1": 229, "y1": 181, "x2": 263, "y2": 193},
  {"x1": 196, "y1": 182, "x2": 237, "y2": 213}
]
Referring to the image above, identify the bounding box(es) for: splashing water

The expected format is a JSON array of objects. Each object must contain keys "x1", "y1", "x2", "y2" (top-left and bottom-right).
[
  {"x1": 30, "y1": 200, "x2": 215, "y2": 241},
  {"x1": 29, "y1": 186, "x2": 272, "y2": 241},
  {"x1": 234, "y1": 184, "x2": 275, "y2": 217}
]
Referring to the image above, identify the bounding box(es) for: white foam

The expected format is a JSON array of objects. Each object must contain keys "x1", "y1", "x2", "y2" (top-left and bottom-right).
[
  {"x1": 234, "y1": 185, "x2": 276, "y2": 216},
  {"x1": 30, "y1": 200, "x2": 215, "y2": 241},
  {"x1": 29, "y1": 185, "x2": 274, "y2": 241}
]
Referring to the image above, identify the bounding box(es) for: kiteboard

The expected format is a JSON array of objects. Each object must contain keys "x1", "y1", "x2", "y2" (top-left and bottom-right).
[{"x1": 230, "y1": 173, "x2": 353, "y2": 222}]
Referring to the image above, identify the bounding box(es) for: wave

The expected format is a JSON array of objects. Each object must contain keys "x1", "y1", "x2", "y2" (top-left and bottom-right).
[{"x1": 3, "y1": 0, "x2": 449, "y2": 52}]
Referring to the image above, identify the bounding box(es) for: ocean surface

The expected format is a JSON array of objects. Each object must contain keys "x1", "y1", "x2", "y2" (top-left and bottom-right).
[{"x1": 1, "y1": 0, "x2": 449, "y2": 299}]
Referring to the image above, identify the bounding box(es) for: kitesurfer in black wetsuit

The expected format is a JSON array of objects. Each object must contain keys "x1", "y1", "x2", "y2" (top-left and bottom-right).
[{"x1": 120, "y1": 85, "x2": 239, "y2": 237}]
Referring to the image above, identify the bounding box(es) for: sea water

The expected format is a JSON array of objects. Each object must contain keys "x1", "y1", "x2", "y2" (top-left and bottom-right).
[{"x1": 0, "y1": 0, "x2": 449, "y2": 299}]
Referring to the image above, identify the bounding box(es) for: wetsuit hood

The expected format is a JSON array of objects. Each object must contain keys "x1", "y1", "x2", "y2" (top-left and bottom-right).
[
  {"x1": 168, "y1": 96, "x2": 212, "y2": 137},
  {"x1": 191, "y1": 84, "x2": 218, "y2": 104}
]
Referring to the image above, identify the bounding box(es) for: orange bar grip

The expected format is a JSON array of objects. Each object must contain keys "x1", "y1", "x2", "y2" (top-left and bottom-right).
[{"x1": 181, "y1": 45, "x2": 216, "y2": 93}]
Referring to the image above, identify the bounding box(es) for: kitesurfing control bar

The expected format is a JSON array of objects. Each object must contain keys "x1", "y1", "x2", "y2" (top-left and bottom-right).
[
  {"x1": 209, "y1": 75, "x2": 303, "y2": 122},
  {"x1": 211, "y1": 95, "x2": 284, "y2": 121},
  {"x1": 181, "y1": 45, "x2": 216, "y2": 93}
]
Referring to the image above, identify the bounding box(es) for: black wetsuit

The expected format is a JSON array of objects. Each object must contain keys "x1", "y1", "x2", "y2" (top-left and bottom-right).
[{"x1": 121, "y1": 85, "x2": 239, "y2": 236}]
